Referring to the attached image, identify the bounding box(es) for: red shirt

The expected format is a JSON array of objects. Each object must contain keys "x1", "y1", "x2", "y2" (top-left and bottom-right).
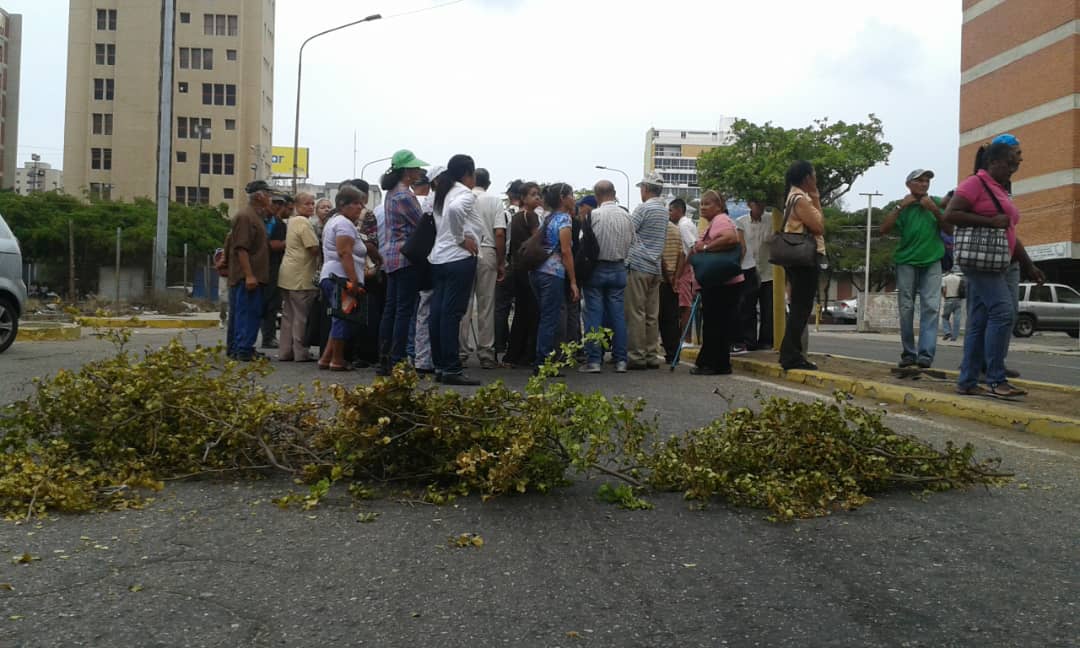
[{"x1": 954, "y1": 169, "x2": 1019, "y2": 256}]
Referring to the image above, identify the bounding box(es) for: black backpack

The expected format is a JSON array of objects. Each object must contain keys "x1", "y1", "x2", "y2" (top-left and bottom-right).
[{"x1": 574, "y1": 215, "x2": 601, "y2": 284}]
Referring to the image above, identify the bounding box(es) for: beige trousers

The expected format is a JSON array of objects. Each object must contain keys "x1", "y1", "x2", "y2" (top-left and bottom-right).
[
  {"x1": 279, "y1": 288, "x2": 316, "y2": 361},
  {"x1": 625, "y1": 269, "x2": 661, "y2": 365}
]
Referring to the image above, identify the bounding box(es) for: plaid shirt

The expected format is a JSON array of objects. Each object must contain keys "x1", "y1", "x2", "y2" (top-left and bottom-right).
[
  {"x1": 626, "y1": 197, "x2": 669, "y2": 275},
  {"x1": 380, "y1": 184, "x2": 424, "y2": 274}
]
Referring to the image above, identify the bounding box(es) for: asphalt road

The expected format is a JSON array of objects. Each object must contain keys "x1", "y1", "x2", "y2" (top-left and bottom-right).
[
  {"x1": 806, "y1": 330, "x2": 1080, "y2": 386},
  {"x1": 1, "y1": 331, "x2": 1078, "y2": 647}
]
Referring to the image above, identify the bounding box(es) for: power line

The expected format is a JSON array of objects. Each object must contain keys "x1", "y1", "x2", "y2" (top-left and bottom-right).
[{"x1": 379, "y1": 0, "x2": 466, "y2": 21}]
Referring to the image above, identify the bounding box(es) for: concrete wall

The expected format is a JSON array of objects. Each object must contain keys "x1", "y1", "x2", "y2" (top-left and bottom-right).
[{"x1": 98, "y1": 266, "x2": 146, "y2": 301}]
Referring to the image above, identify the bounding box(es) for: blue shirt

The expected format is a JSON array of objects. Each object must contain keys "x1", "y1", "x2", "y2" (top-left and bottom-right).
[
  {"x1": 625, "y1": 197, "x2": 668, "y2": 275},
  {"x1": 537, "y1": 211, "x2": 572, "y2": 278}
]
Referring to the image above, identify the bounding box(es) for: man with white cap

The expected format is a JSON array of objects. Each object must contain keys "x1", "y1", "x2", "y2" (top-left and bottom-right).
[
  {"x1": 880, "y1": 168, "x2": 951, "y2": 369},
  {"x1": 624, "y1": 170, "x2": 669, "y2": 369}
]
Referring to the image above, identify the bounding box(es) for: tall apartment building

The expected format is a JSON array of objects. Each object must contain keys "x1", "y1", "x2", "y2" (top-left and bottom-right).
[
  {"x1": 643, "y1": 119, "x2": 735, "y2": 202},
  {"x1": 0, "y1": 8, "x2": 21, "y2": 190},
  {"x1": 63, "y1": 1, "x2": 274, "y2": 210},
  {"x1": 959, "y1": 0, "x2": 1079, "y2": 283}
]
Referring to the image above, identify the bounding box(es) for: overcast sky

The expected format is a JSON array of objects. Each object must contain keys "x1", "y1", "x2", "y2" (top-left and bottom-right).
[{"x1": 10, "y1": 0, "x2": 961, "y2": 209}]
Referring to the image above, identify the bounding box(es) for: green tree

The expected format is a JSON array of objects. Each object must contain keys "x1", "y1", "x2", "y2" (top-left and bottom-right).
[{"x1": 697, "y1": 116, "x2": 893, "y2": 209}]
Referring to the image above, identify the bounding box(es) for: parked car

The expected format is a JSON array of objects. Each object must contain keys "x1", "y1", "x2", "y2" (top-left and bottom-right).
[
  {"x1": 1015, "y1": 282, "x2": 1080, "y2": 338},
  {"x1": 825, "y1": 298, "x2": 858, "y2": 323},
  {"x1": 0, "y1": 213, "x2": 27, "y2": 353}
]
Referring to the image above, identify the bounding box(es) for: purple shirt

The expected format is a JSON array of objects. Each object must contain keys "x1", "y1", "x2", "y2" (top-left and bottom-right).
[{"x1": 954, "y1": 169, "x2": 1019, "y2": 256}]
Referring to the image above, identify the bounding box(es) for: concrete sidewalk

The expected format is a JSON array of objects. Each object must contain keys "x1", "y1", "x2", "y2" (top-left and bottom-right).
[{"x1": 809, "y1": 327, "x2": 1078, "y2": 355}]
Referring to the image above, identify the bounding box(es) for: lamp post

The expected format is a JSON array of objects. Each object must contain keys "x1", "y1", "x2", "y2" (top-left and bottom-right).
[
  {"x1": 196, "y1": 124, "x2": 210, "y2": 205},
  {"x1": 292, "y1": 14, "x2": 382, "y2": 193},
  {"x1": 360, "y1": 156, "x2": 392, "y2": 181},
  {"x1": 857, "y1": 191, "x2": 882, "y2": 332},
  {"x1": 595, "y1": 165, "x2": 632, "y2": 208}
]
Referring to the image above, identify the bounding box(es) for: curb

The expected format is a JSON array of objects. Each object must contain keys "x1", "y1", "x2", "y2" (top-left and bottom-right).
[
  {"x1": 679, "y1": 348, "x2": 1080, "y2": 443},
  {"x1": 819, "y1": 352, "x2": 1080, "y2": 396},
  {"x1": 17, "y1": 323, "x2": 83, "y2": 342},
  {"x1": 76, "y1": 316, "x2": 219, "y2": 330}
]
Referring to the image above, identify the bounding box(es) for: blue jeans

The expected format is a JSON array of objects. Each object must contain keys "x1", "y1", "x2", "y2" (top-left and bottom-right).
[
  {"x1": 429, "y1": 256, "x2": 477, "y2": 376},
  {"x1": 1004, "y1": 261, "x2": 1020, "y2": 362},
  {"x1": 941, "y1": 298, "x2": 963, "y2": 338},
  {"x1": 228, "y1": 284, "x2": 264, "y2": 359},
  {"x1": 958, "y1": 270, "x2": 1013, "y2": 388},
  {"x1": 530, "y1": 270, "x2": 566, "y2": 369},
  {"x1": 379, "y1": 264, "x2": 420, "y2": 365},
  {"x1": 583, "y1": 261, "x2": 628, "y2": 365},
  {"x1": 895, "y1": 263, "x2": 942, "y2": 363}
]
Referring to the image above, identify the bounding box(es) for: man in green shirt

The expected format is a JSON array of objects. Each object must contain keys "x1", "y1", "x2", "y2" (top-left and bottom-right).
[{"x1": 880, "y1": 169, "x2": 952, "y2": 368}]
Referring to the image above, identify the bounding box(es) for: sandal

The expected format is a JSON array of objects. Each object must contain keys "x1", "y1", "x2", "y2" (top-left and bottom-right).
[
  {"x1": 317, "y1": 363, "x2": 330, "y2": 371},
  {"x1": 329, "y1": 364, "x2": 352, "y2": 372},
  {"x1": 989, "y1": 382, "x2": 1027, "y2": 398}
]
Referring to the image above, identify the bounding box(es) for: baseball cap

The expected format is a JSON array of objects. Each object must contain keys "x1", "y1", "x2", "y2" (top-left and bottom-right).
[
  {"x1": 636, "y1": 170, "x2": 664, "y2": 187},
  {"x1": 576, "y1": 195, "x2": 598, "y2": 209},
  {"x1": 992, "y1": 133, "x2": 1020, "y2": 147},
  {"x1": 245, "y1": 180, "x2": 271, "y2": 194},
  {"x1": 906, "y1": 169, "x2": 935, "y2": 183},
  {"x1": 391, "y1": 149, "x2": 428, "y2": 170},
  {"x1": 427, "y1": 165, "x2": 446, "y2": 182}
]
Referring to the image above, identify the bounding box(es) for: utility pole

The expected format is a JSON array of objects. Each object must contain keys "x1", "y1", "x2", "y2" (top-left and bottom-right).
[
  {"x1": 153, "y1": 0, "x2": 176, "y2": 296},
  {"x1": 857, "y1": 192, "x2": 882, "y2": 332}
]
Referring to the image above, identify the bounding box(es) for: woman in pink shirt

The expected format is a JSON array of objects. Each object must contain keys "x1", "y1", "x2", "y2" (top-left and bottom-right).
[{"x1": 688, "y1": 190, "x2": 744, "y2": 375}]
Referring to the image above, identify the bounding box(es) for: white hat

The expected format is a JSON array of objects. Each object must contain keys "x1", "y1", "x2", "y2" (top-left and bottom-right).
[
  {"x1": 427, "y1": 165, "x2": 447, "y2": 182},
  {"x1": 636, "y1": 170, "x2": 664, "y2": 187}
]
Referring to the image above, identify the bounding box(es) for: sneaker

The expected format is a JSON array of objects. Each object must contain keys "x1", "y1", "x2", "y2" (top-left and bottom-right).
[
  {"x1": 989, "y1": 381, "x2": 1027, "y2": 398},
  {"x1": 897, "y1": 356, "x2": 917, "y2": 368},
  {"x1": 261, "y1": 339, "x2": 279, "y2": 349},
  {"x1": 917, "y1": 358, "x2": 932, "y2": 369},
  {"x1": 578, "y1": 363, "x2": 602, "y2": 374},
  {"x1": 956, "y1": 384, "x2": 991, "y2": 397},
  {"x1": 782, "y1": 359, "x2": 818, "y2": 371},
  {"x1": 442, "y1": 373, "x2": 480, "y2": 386},
  {"x1": 730, "y1": 345, "x2": 748, "y2": 356},
  {"x1": 614, "y1": 361, "x2": 628, "y2": 373}
]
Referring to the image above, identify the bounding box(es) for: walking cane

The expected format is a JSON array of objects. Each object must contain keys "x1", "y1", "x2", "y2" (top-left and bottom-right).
[{"x1": 670, "y1": 293, "x2": 702, "y2": 371}]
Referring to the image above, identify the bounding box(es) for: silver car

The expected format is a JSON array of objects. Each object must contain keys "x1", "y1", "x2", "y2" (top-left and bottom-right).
[
  {"x1": 0, "y1": 213, "x2": 27, "y2": 353},
  {"x1": 1015, "y1": 282, "x2": 1080, "y2": 338}
]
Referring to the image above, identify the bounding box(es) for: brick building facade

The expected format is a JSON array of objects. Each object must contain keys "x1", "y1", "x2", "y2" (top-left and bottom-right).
[{"x1": 960, "y1": 0, "x2": 1080, "y2": 284}]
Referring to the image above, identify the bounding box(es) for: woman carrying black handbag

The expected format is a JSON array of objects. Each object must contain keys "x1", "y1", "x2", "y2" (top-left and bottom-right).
[{"x1": 777, "y1": 161, "x2": 826, "y2": 371}]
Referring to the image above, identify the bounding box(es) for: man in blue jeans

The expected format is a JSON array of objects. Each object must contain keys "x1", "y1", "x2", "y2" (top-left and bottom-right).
[
  {"x1": 880, "y1": 169, "x2": 950, "y2": 368},
  {"x1": 225, "y1": 181, "x2": 273, "y2": 361},
  {"x1": 580, "y1": 181, "x2": 636, "y2": 373}
]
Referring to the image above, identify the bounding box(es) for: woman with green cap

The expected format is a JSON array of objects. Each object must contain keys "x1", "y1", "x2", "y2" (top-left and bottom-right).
[{"x1": 377, "y1": 149, "x2": 429, "y2": 375}]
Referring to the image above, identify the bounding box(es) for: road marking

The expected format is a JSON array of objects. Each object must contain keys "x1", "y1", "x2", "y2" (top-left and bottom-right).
[{"x1": 736, "y1": 376, "x2": 1080, "y2": 462}]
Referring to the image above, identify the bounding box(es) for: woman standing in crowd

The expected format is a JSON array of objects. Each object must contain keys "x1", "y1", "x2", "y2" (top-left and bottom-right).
[
  {"x1": 779, "y1": 161, "x2": 825, "y2": 372},
  {"x1": 310, "y1": 197, "x2": 333, "y2": 242},
  {"x1": 317, "y1": 185, "x2": 367, "y2": 371},
  {"x1": 277, "y1": 192, "x2": 321, "y2": 362},
  {"x1": 504, "y1": 182, "x2": 542, "y2": 368},
  {"x1": 428, "y1": 154, "x2": 482, "y2": 386},
  {"x1": 688, "y1": 190, "x2": 744, "y2": 375},
  {"x1": 947, "y1": 142, "x2": 1026, "y2": 398},
  {"x1": 377, "y1": 149, "x2": 428, "y2": 376},
  {"x1": 531, "y1": 182, "x2": 580, "y2": 375}
]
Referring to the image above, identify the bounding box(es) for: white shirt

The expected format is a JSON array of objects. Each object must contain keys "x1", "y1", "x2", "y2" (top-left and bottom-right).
[
  {"x1": 943, "y1": 273, "x2": 963, "y2": 298},
  {"x1": 736, "y1": 213, "x2": 772, "y2": 278},
  {"x1": 472, "y1": 187, "x2": 507, "y2": 249},
  {"x1": 429, "y1": 182, "x2": 480, "y2": 265},
  {"x1": 677, "y1": 215, "x2": 697, "y2": 256},
  {"x1": 319, "y1": 214, "x2": 366, "y2": 285}
]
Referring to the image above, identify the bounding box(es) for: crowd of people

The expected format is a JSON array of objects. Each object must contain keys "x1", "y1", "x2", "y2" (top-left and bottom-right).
[{"x1": 217, "y1": 138, "x2": 1044, "y2": 399}]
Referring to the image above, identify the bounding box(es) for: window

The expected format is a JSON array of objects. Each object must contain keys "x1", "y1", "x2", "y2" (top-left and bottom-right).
[
  {"x1": 212, "y1": 153, "x2": 223, "y2": 175},
  {"x1": 204, "y1": 14, "x2": 237, "y2": 36},
  {"x1": 92, "y1": 113, "x2": 113, "y2": 135},
  {"x1": 93, "y1": 44, "x2": 115, "y2": 65},
  {"x1": 203, "y1": 49, "x2": 213, "y2": 70},
  {"x1": 178, "y1": 47, "x2": 188, "y2": 69},
  {"x1": 93, "y1": 78, "x2": 114, "y2": 101},
  {"x1": 90, "y1": 183, "x2": 112, "y2": 200},
  {"x1": 96, "y1": 9, "x2": 117, "y2": 31},
  {"x1": 223, "y1": 188, "x2": 234, "y2": 200},
  {"x1": 177, "y1": 151, "x2": 187, "y2": 163},
  {"x1": 90, "y1": 147, "x2": 112, "y2": 170},
  {"x1": 226, "y1": 49, "x2": 237, "y2": 61},
  {"x1": 1056, "y1": 286, "x2": 1080, "y2": 304},
  {"x1": 200, "y1": 153, "x2": 210, "y2": 175},
  {"x1": 176, "y1": 117, "x2": 187, "y2": 139},
  {"x1": 1030, "y1": 285, "x2": 1053, "y2": 302},
  {"x1": 175, "y1": 186, "x2": 209, "y2": 206},
  {"x1": 176, "y1": 186, "x2": 186, "y2": 204},
  {"x1": 179, "y1": 12, "x2": 190, "y2": 24},
  {"x1": 179, "y1": 48, "x2": 212, "y2": 70},
  {"x1": 201, "y1": 83, "x2": 235, "y2": 106},
  {"x1": 225, "y1": 119, "x2": 236, "y2": 131},
  {"x1": 224, "y1": 154, "x2": 235, "y2": 175},
  {"x1": 177, "y1": 117, "x2": 211, "y2": 139}
]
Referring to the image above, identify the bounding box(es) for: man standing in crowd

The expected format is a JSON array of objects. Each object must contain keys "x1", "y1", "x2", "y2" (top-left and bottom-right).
[
  {"x1": 659, "y1": 203, "x2": 684, "y2": 363},
  {"x1": 880, "y1": 169, "x2": 950, "y2": 368},
  {"x1": 227, "y1": 181, "x2": 272, "y2": 361},
  {"x1": 459, "y1": 168, "x2": 506, "y2": 370},
  {"x1": 624, "y1": 171, "x2": 669, "y2": 370},
  {"x1": 260, "y1": 192, "x2": 290, "y2": 349},
  {"x1": 494, "y1": 180, "x2": 524, "y2": 363},
  {"x1": 580, "y1": 180, "x2": 635, "y2": 373},
  {"x1": 735, "y1": 199, "x2": 773, "y2": 351},
  {"x1": 941, "y1": 269, "x2": 964, "y2": 341},
  {"x1": 409, "y1": 167, "x2": 440, "y2": 375}
]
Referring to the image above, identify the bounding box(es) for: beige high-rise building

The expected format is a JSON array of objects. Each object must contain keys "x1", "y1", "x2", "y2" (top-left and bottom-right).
[
  {"x1": 63, "y1": 1, "x2": 274, "y2": 209},
  {"x1": 0, "y1": 8, "x2": 22, "y2": 190}
]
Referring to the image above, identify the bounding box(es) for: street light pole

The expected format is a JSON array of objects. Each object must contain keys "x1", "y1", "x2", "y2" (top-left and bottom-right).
[
  {"x1": 595, "y1": 165, "x2": 632, "y2": 208},
  {"x1": 857, "y1": 191, "x2": 883, "y2": 332},
  {"x1": 292, "y1": 14, "x2": 382, "y2": 193},
  {"x1": 360, "y1": 156, "x2": 392, "y2": 180}
]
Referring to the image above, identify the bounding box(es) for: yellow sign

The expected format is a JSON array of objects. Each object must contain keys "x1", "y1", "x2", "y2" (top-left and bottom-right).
[{"x1": 271, "y1": 146, "x2": 309, "y2": 177}]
